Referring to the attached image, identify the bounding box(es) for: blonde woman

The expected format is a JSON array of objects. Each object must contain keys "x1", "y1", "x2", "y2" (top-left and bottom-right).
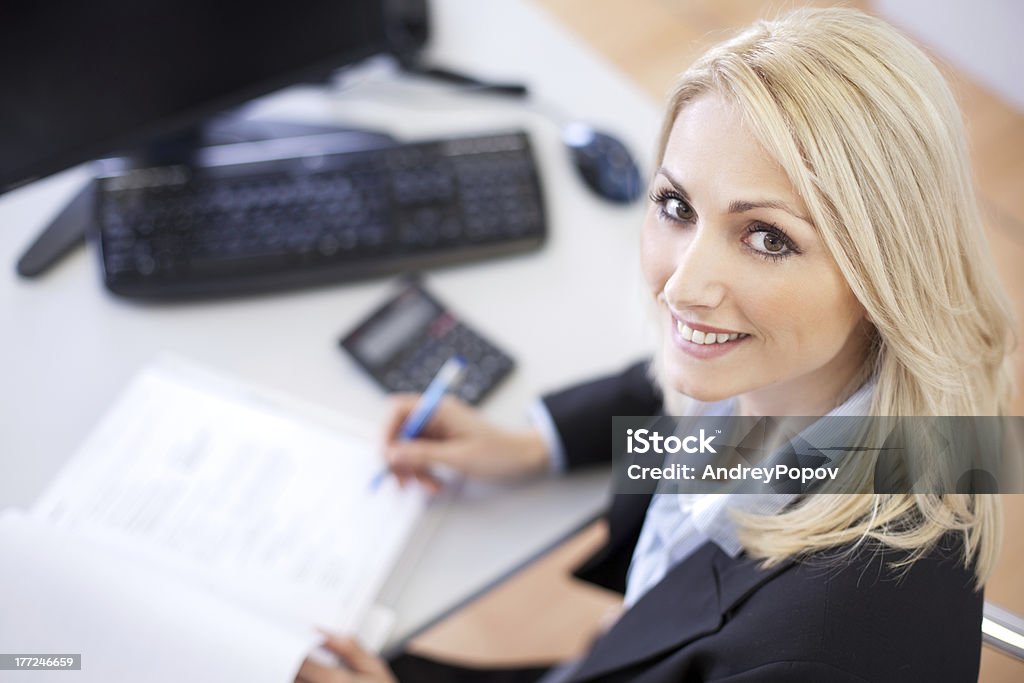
[{"x1": 296, "y1": 7, "x2": 1015, "y2": 683}]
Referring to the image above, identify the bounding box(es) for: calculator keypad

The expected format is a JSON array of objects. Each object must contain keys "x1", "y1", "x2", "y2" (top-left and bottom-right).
[{"x1": 385, "y1": 317, "x2": 513, "y2": 404}]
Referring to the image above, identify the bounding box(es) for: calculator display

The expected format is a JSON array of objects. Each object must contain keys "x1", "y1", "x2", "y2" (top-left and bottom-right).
[{"x1": 352, "y1": 291, "x2": 440, "y2": 368}]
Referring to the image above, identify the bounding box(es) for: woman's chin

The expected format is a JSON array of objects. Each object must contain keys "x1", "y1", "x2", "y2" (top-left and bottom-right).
[{"x1": 663, "y1": 351, "x2": 739, "y2": 404}]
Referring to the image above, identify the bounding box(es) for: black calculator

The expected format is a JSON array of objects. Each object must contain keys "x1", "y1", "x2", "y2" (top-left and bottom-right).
[{"x1": 340, "y1": 282, "x2": 515, "y2": 404}]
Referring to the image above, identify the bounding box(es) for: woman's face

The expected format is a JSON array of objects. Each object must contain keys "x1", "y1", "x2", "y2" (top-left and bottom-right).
[{"x1": 641, "y1": 94, "x2": 869, "y2": 415}]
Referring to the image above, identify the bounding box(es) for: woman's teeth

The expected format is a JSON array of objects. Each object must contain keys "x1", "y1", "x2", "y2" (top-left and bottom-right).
[{"x1": 676, "y1": 321, "x2": 749, "y2": 345}]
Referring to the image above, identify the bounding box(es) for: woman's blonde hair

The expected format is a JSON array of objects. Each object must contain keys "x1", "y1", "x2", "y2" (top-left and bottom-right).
[{"x1": 653, "y1": 7, "x2": 1016, "y2": 585}]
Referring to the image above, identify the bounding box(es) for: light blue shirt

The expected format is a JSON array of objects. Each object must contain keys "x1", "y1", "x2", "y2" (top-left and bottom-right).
[{"x1": 531, "y1": 377, "x2": 876, "y2": 608}]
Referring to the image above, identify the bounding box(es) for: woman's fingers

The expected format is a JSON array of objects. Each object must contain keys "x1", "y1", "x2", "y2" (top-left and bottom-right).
[
  {"x1": 381, "y1": 394, "x2": 476, "y2": 447},
  {"x1": 380, "y1": 393, "x2": 421, "y2": 446},
  {"x1": 319, "y1": 633, "x2": 394, "y2": 678},
  {"x1": 379, "y1": 394, "x2": 546, "y2": 483},
  {"x1": 386, "y1": 437, "x2": 468, "y2": 471},
  {"x1": 412, "y1": 469, "x2": 444, "y2": 494},
  {"x1": 387, "y1": 462, "x2": 443, "y2": 493},
  {"x1": 297, "y1": 657, "x2": 351, "y2": 683},
  {"x1": 296, "y1": 634, "x2": 395, "y2": 683}
]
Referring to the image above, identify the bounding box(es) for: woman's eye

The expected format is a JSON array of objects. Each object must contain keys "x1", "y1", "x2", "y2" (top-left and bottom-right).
[
  {"x1": 746, "y1": 228, "x2": 794, "y2": 257},
  {"x1": 662, "y1": 197, "x2": 693, "y2": 222}
]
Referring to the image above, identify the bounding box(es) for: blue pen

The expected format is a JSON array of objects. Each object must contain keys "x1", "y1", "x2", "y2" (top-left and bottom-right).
[{"x1": 370, "y1": 355, "x2": 468, "y2": 491}]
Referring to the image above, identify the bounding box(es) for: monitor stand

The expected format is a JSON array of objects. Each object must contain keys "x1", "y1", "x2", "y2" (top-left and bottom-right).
[
  {"x1": 15, "y1": 178, "x2": 97, "y2": 278},
  {"x1": 15, "y1": 115, "x2": 395, "y2": 279}
]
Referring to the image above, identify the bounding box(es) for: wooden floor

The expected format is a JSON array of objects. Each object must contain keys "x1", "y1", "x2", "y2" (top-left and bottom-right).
[{"x1": 413, "y1": 2, "x2": 1024, "y2": 681}]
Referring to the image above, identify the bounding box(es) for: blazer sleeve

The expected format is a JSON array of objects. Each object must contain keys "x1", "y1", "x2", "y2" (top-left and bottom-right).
[{"x1": 540, "y1": 360, "x2": 662, "y2": 471}]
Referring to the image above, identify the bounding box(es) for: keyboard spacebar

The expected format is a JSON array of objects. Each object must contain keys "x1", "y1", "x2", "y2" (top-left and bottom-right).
[{"x1": 186, "y1": 248, "x2": 303, "y2": 275}]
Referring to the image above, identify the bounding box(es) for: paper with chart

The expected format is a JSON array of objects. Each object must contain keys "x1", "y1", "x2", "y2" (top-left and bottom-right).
[{"x1": 29, "y1": 358, "x2": 426, "y2": 636}]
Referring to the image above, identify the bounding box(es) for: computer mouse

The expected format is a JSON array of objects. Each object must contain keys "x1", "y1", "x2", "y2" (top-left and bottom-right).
[{"x1": 562, "y1": 122, "x2": 643, "y2": 204}]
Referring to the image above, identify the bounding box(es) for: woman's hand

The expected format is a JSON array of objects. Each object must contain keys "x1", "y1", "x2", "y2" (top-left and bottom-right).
[
  {"x1": 381, "y1": 394, "x2": 551, "y2": 491},
  {"x1": 295, "y1": 634, "x2": 396, "y2": 683}
]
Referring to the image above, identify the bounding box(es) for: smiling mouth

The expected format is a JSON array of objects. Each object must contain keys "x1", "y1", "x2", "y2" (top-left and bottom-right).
[{"x1": 675, "y1": 321, "x2": 750, "y2": 345}]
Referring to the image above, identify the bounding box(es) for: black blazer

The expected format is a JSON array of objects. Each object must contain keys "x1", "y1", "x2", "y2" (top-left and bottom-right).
[{"x1": 538, "y1": 361, "x2": 984, "y2": 682}]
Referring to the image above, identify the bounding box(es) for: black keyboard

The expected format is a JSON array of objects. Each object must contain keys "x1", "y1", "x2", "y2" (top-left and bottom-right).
[{"x1": 92, "y1": 131, "x2": 546, "y2": 299}]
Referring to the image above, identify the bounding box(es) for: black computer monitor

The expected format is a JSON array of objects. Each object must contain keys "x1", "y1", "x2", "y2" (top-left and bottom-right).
[{"x1": 0, "y1": 0, "x2": 427, "y2": 196}]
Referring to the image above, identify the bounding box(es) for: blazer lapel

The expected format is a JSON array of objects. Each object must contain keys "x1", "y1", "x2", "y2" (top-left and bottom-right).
[
  {"x1": 572, "y1": 490, "x2": 653, "y2": 593},
  {"x1": 569, "y1": 543, "x2": 795, "y2": 682},
  {"x1": 574, "y1": 428, "x2": 666, "y2": 593},
  {"x1": 712, "y1": 548, "x2": 795, "y2": 616},
  {"x1": 569, "y1": 543, "x2": 721, "y2": 682}
]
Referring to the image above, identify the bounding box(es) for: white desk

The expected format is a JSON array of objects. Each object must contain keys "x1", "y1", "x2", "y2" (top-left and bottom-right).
[{"x1": 0, "y1": 0, "x2": 660, "y2": 648}]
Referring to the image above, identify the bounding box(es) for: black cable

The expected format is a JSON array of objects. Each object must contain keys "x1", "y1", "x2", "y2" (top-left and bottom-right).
[{"x1": 398, "y1": 60, "x2": 530, "y2": 99}]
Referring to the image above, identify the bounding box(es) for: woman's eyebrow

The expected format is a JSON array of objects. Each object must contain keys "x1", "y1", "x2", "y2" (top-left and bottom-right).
[
  {"x1": 728, "y1": 198, "x2": 810, "y2": 223},
  {"x1": 656, "y1": 167, "x2": 811, "y2": 224},
  {"x1": 655, "y1": 167, "x2": 693, "y2": 203}
]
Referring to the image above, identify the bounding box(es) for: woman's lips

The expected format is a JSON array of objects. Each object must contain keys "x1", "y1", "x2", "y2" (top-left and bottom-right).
[
  {"x1": 678, "y1": 320, "x2": 748, "y2": 344},
  {"x1": 670, "y1": 318, "x2": 750, "y2": 359}
]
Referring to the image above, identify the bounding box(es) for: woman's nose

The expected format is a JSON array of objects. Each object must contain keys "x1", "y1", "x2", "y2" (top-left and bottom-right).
[{"x1": 662, "y1": 226, "x2": 729, "y2": 310}]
